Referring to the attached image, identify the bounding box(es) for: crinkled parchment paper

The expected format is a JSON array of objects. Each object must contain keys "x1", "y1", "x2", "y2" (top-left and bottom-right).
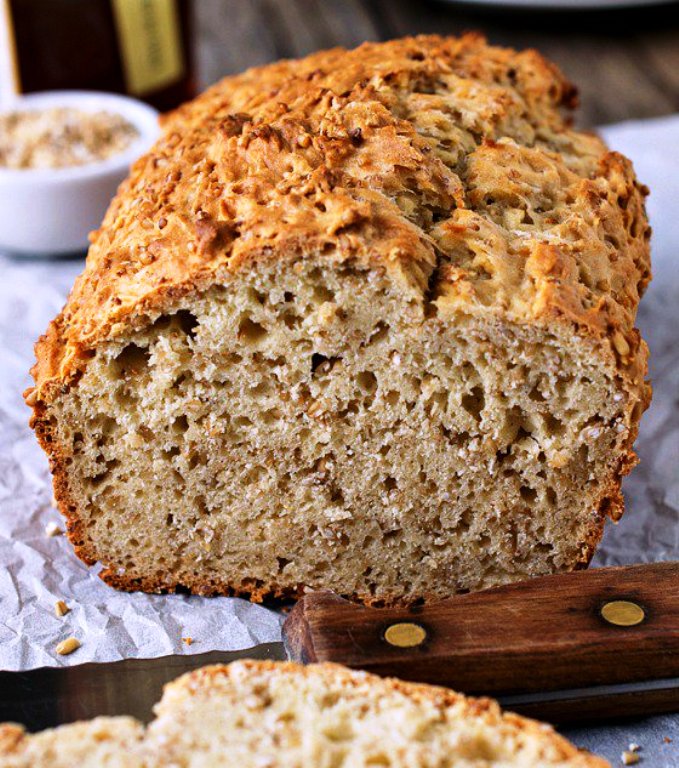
[{"x1": 0, "y1": 114, "x2": 677, "y2": 763}]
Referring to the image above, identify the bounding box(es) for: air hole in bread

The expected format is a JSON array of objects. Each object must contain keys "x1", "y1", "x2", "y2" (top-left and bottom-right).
[
  {"x1": 519, "y1": 486, "x2": 537, "y2": 503},
  {"x1": 115, "y1": 344, "x2": 150, "y2": 376},
  {"x1": 172, "y1": 415, "x2": 189, "y2": 434},
  {"x1": 461, "y1": 385, "x2": 485, "y2": 420},
  {"x1": 238, "y1": 317, "x2": 267, "y2": 345},
  {"x1": 356, "y1": 371, "x2": 377, "y2": 393}
]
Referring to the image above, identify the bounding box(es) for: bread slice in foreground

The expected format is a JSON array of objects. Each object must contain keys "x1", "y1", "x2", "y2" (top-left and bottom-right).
[
  {"x1": 27, "y1": 34, "x2": 651, "y2": 605},
  {"x1": 0, "y1": 661, "x2": 607, "y2": 767},
  {"x1": 0, "y1": 717, "x2": 145, "y2": 768}
]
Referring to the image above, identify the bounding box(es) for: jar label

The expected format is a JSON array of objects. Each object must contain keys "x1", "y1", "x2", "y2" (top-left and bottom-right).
[{"x1": 111, "y1": 0, "x2": 184, "y2": 96}]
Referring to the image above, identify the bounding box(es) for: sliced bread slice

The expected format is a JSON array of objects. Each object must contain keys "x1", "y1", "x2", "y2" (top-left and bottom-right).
[{"x1": 0, "y1": 661, "x2": 607, "y2": 767}]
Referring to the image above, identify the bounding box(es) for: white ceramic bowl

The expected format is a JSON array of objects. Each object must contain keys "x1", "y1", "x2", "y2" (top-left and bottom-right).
[{"x1": 0, "y1": 91, "x2": 160, "y2": 256}]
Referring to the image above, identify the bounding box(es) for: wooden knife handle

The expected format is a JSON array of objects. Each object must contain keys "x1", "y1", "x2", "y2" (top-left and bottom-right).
[{"x1": 283, "y1": 562, "x2": 679, "y2": 716}]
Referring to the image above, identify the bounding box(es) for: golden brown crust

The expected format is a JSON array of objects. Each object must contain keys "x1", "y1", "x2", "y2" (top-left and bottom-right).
[
  {"x1": 27, "y1": 33, "x2": 649, "y2": 402},
  {"x1": 26, "y1": 35, "x2": 651, "y2": 602}
]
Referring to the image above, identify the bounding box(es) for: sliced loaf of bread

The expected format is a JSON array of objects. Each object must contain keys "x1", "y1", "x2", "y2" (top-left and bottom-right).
[
  {"x1": 0, "y1": 661, "x2": 607, "y2": 767},
  {"x1": 26, "y1": 35, "x2": 651, "y2": 605}
]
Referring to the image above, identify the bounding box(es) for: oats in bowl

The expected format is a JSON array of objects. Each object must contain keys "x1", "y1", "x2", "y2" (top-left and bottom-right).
[
  {"x1": 0, "y1": 90, "x2": 159, "y2": 255},
  {"x1": 0, "y1": 107, "x2": 139, "y2": 170}
]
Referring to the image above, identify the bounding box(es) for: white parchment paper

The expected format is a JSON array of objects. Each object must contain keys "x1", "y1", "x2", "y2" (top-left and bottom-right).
[{"x1": 0, "y1": 117, "x2": 677, "y2": 696}]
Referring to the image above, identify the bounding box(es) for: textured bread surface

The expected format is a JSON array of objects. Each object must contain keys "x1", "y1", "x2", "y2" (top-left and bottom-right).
[
  {"x1": 0, "y1": 661, "x2": 608, "y2": 767},
  {"x1": 27, "y1": 34, "x2": 651, "y2": 605}
]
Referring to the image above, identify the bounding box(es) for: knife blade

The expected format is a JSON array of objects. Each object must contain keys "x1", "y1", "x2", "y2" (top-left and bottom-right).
[
  {"x1": 0, "y1": 643, "x2": 286, "y2": 732},
  {"x1": 1, "y1": 563, "x2": 677, "y2": 730}
]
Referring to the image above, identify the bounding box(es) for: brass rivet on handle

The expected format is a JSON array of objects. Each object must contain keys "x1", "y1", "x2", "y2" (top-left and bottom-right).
[
  {"x1": 383, "y1": 622, "x2": 427, "y2": 648},
  {"x1": 600, "y1": 600, "x2": 646, "y2": 627}
]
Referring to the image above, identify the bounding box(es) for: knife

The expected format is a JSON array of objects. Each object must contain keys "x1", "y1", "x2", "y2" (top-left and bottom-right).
[
  {"x1": 283, "y1": 561, "x2": 679, "y2": 723},
  {"x1": 1, "y1": 562, "x2": 677, "y2": 731}
]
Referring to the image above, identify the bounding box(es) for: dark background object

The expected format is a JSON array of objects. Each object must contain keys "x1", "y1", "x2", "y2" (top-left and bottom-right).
[
  {"x1": 5, "y1": 0, "x2": 677, "y2": 125},
  {"x1": 195, "y1": 0, "x2": 679, "y2": 127},
  {"x1": 6, "y1": 0, "x2": 195, "y2": 112}
]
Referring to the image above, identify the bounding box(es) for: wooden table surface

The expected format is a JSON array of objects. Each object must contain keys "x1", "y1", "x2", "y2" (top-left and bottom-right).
[{"x1": 195, "y1": 0, "x2": 679, "y2": 129}]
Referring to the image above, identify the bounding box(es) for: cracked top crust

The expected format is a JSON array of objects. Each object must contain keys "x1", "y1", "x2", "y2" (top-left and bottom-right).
[{"x1": 29, "y1": 34, "x2": 651, "y2": 403}]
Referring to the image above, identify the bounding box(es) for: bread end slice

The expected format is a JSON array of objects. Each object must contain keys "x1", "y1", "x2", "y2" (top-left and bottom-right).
[
  {"x1": 0, "y1": 717, "x2": 145, "y2": 768},
  {"x1": 0, "y1": 661, "x2": 609, "y2": 767},
  {"x1": 147, "y1": 661, "x2": 609, "y2": 766}
]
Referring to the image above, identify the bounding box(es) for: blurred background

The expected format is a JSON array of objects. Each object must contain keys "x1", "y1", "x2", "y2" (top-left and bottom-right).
[
  {"x1": 2, "y1": 0, "x2": 678, "y2": 128},
  {"x1": 195, "y1": 0, "x2": 679, "y2": 127}
]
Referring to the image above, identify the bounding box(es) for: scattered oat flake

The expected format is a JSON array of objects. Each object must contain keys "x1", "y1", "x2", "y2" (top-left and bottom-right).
[
  {"x1": 628, "y1": 744, "x2": 640, "y2": 753},
  {"x1": 182, "y1": 637, "x2": 193, "y2": 646},
  {"x1": 55, "y1": 637, "x2": 80, "y2": 656},
  {"x1": 663, "y1": 737, "x2": 672, "y2": 744},
  {"x1": 45, "y1": 522, "x2": 63, "y2": 537},
  {"x1": 54, "y1": 600, "x2": 70, "y2": 617}
]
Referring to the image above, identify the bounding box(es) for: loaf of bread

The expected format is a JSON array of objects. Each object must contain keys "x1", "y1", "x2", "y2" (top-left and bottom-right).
[
  {"x1": 0, "y1": 661, "x2": 607, "y2": 767},
  {"x1": 26, "y1": 35, "x2": 651, "y2": 606}
]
